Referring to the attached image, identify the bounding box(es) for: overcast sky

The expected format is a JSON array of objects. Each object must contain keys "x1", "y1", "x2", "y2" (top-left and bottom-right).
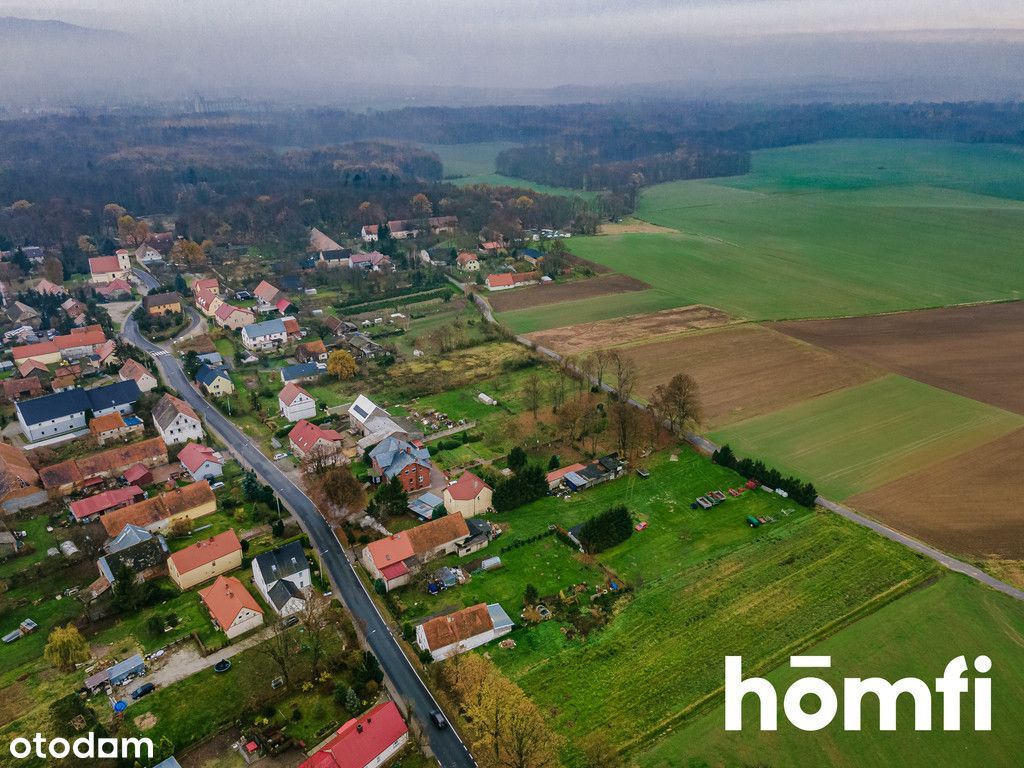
[{"x1": 1, "y1": 1, "x2": 1023, "y2": 101}]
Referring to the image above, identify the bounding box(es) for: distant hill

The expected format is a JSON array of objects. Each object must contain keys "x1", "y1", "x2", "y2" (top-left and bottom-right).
[{"x1": 0, "y1": 16, "x2": 118, "y2": 40}]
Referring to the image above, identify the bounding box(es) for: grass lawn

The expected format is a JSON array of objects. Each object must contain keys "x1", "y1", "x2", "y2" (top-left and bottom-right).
[
  {"x1": 497, "y1": 140, "x2": 1024, "y2": 332},
  {"x1": 640, "y1": 574, "x2": 1024, "y2": 768},
  {"x1": 0, "y1": 514, "x2": 61, "y2": 580},
  {"x1": 465, "y1": 450, "x2": 936, "y2": 763},
  {"x1": 710, "y1": 375, "x2": 1024, "y2": 499}
]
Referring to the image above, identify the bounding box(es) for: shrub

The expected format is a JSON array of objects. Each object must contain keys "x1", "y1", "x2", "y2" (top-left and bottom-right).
[{"x1": 577, "y1": 504, "x2": 633, "y2": 553}]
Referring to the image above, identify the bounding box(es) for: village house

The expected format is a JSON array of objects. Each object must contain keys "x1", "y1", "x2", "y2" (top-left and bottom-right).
[
  {"x1": 94, "y1": 338, "x2": 119, "y2": 367},
  {"x1": 386, "y1": 219, "x2": 420, "y2": 239},
  {"x1": 288, "y1": 419, "x2": 345, "y2": 462},
  {"x1": 94, "y1": 278, "x2": 133, "y2": 301},
  {"x1": 123, "y1": 463, "x2": 154, "y2": 487},
  {"x1": 316, "y1": 248, "x2": 351, "y2": 268},
  {"x1": 61, "y1": 297, "x2": 88, "y2": 326},
  {"x1": 167, "y1": 529, "x2": 242, "y2": 590},
  {"x1": 362, "y1": 513, "x2": 473, "y2": 591},
  {"x1": 253, "y1": 280, "x2": 285, "y2": 310},
  {"x1": 280, "y1": 361, "x2": 326, "y2": 384},
  {"x1": 297, "y1": 700, "x2": 408, "y2": 768},
  {"x1": 349, "y1": 251, "x2": 392, "y2": 271},
  {"x1": 94, "y1": 525, "x2": 169, "y2": 593},
  {"x1": 178, "y1": 442, "x2": 224, "y2": 482},
  {"x1": 0, "y1": 443, "x2": 46, "y2": 513},
  {"x1": 283, "y1": 316, "x2": 302, "y2": 341},
  {"x1": 69, "y1": 486, "x2": 144, "y2": 523},
  {"x1": 278, "y1": 382, "x2": 315, "y2": 422},
  {"x1": 192, "y1": 277, "x2": 219, "y2": 297},
  {"x1": 347, "y1": 394, "x2": 411, "y2": 450},
  {"x1": 16, "y1": 360, "x2": 49, "y2": 380},
  {"x1": 50, "y1": 374, "x2": 77, "y2": 393},
  {"x1": 119, "y1": 358, "x2": 159, "y2": 393},
  {"x1": 38, "y1": 436, "x2": 167, "y2": 494},
  {"x1": 359, "y1": 224, "x2": 379, "y2": 242},
  {"x1": 199, "y1": 575, "x2": 264, "y2": 639},
  {"x1": 142, "y1": 291, "x2": 182, "y2": 316},
  {"x1": 456, "y1": 251, "x2": 480, "y2": 271},
  {"x1": 34, "y1": 278, "x2": 66, "y2": 296},
  {"x1": 370, "y1": 436, "x2": 432, "y2": 492},
  {"x1": 2, "y1": 376, "x2": 43, "y2": 402},
  {"x1": 13, "y1": 326, "x2": 107, "y2": 366},
  {"x1": 428, "y1": 215, "x2": 459, "y2": 234},
  {"x1": 241, "y1": 318, "x2": 288, "y2": 351},
  {"x1": 195, "y1": 288, "x2": 219, "y2": 315},
  {"x1": 443, "y1": 471, "x2": 492, "y2": 518},
  {"x1": 88, "y1": 252, "x2": 131, "y2": 284},
  {"x1": 89, "y1": 411, "x2": 144, "y2": 446},
  {"x1": 346, "y1": 332, "x2": 384, "y2": 360},
  {"x1": 214, "y1": 302, "x2": 255, "y2": 330},
  {"x1": 296, "y1": 339, "x2": 328, "y2": 363},
  {"x1": 134, "y1": 244, "x2": 163, "y2": 266},
  {"x1": 416, "y1": 602, "x2": 513, "y2": 661},
  {"x1": 15, "y1": 381, "x2": 140, "y2": 443},
  {"x1": 324, "y1": 316, "x2": 357, "y2": 337},
  {"x1": 152, "y1": 393, "x2": 205, "y2": 445},
  {"x1": 485, "y1": 271, "x2": 539, "y2": 291},
  {"x1": 546, "y1": 463, "x2": 587, "y2": 490},
  {"x1": 6, "y1": 301, "x2": 41, "y2": 327},
  {"x1": 100, "y1": 481, "x2": 217, "y2": 538},
  {"x1": 195, "y1": 364, "x2": 234, "y2": 397},
  {"x1": 252, "y1": 540, "x2": 311, "y2": 617}
]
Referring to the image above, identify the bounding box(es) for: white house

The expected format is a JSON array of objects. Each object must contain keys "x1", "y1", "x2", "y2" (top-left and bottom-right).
[
  {"x1": 15, "y1": 382, "x2": 140, "y2": 443},
  {"x1": 416, "y1": 602, "x2": 514, "y2": 660},
  {"x1": 360, "y1": 224, "x2": 379, "y2": 242},
  {"x1": 252, "y1": 541, "x2": 310, "y2": 616},
  {"x1": 88, "y1": 252, "x2": 131, "y2": 284},
  {"x1": 199, "y1": 576, "x2": 264, "y2": 639},
  {"x1": 278, "y1": 383, "x2": 316, "y2": 422},
  {"x1": 241, "y1": 318, "x2": 288, "y2": 351},
  {"x1": 178, "y1": 443, "x2": 224, "y2": 482},
  {"x1": 152, "y1": 393, "x2": 205, "y2": 445}
]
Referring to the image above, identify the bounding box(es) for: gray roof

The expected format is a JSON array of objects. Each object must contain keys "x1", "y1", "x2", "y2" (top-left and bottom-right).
[
  {"x1": 98, "y1": 537, "x2": 169, "y2": 583},
  {"x1": 267, "y1": 578, "x2": 304, "y2": 611},
  {"x1": 196, "y1": 352, "x2": 224, "y2": 365},
  {"x1": 106, "y1": 524, "x2": 153, "y2": 554},
  {"x1": 280, "y1": 362, "x2": 324, "y2": 382},
  {"x1": 15, "y1": 381, "x2": 140, "y2": 426},
  {"x1": 487, "y1": 603, "x2": 514, "y2": 632},
  {"x1": 196, "y1": 363, "x2": 231, "y2": 387},
  {"x1": 408, "y1": 492, "x2": 444, "y2": 518},
  {"x1": 370, "y1": 436, "x2": 431, "y2": 479},
  {"x1": 242, "y1": 318, "x2": 286, "y2": 338},
  {"x1": 107, "y1": 654, "x2": 145, "y2": 681},
  {"x1": 254, "y1": 540, "x2": 309, "y2": 584}
]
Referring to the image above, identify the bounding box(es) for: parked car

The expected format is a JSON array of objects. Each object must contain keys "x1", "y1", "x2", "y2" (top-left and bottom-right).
[
  {"x1": 210, "y1": 481, "x2": 225, "y2": 490},
  {"x1": 131, "y1": 683, "x2": 155, "y2": 700},
  {"x1": 273, "y1": 452, "x2": 288, "y2": 460},
  {"x1": 430, "y1": 711, "x2": 448, "y2": 729}
]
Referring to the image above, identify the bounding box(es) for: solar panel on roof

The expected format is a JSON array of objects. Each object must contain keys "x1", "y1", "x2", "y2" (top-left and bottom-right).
[{"x1": 352, "y1": 404, "x2": 367, "y2": 418}]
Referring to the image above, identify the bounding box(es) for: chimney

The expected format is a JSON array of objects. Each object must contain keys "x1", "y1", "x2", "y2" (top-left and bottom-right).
[{"x1": 356, "y1": 724, "x2": 363, "y2": 733}]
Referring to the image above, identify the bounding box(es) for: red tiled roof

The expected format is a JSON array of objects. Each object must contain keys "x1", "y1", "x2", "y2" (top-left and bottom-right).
[
  {"x1": 101, "y1": 481, "x2": 214, "y2": 537},
  {"x1": 288, "y1": 419, "x2": 343, "y2": 454},
  {"x1": 456, "y1": 252, "x2": 478, "y2": 266},
  {"x1": 123, "y1": 463, "x2": 152, "y2": 484},
  {"x1": 446, "y1": 471, "x2": 490, "y2": 501},
  {"x1": 169, "y1": 529, "x2": 241, "y2": 575},
  {"x1": 178, "y1": 443, "x2": 222, "y2": 473},
  {"x1": 486, "y1": 271, "x2": 537, "y2": 289},
  {"x1": 419, "y1": 603, "x2": 493, "y2": 652},
  {"x1": 366, "y1": 514, "x2": 469, "y2": 571},
  {"x1": 279, "y1": 383, "x2": 310, "y2": 407},
  {"x1": 89, "y1": 256, "x2": 123, "y2": 274},
  {"x1": 299, "y1": 701, "x2": 407, "y2": 768},
  {"x1": 253, "y1": 280, "x2": 280, "y2": 303},
  {"x1": 89, "y1": 412, "x2": 127, "y2": 435},
  {"x1": 95, "y1": 278, "x2": 132, "y2": 296},
  {"x1": 68, "y1": 486, "x2": 142, "y2": 521},
  {"x1": 192, "y1": 278, "x2": 219, "y2": 294},
  {"x1": 199, "y1": 575, "x2": 262, "y2": 630},
  {"x1": 119, "y1": 358, "x2": 153, "y2": 384}
]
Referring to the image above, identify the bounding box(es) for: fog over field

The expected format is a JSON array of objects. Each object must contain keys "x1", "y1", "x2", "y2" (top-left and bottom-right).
[{"x1": 1, "y1": 1, "x2": 1023, "y2": 105}]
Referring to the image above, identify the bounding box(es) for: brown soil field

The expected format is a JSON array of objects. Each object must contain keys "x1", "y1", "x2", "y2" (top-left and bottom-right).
[
  {"x1": 525, "y1": 305, "x2": 731, "y2": 355},
  {"x1": 619, "y1": 325, "x2": 881, "y2": 428},
  {"x1": 487, "y1": 273, "x2": 648, "y2": 312},
  {"x1": 771, "y1": 301, "x2": 1024, "y2": 415},
  {"x1": 848, "y1": 427, "x2": 1024, "y2": 560}
]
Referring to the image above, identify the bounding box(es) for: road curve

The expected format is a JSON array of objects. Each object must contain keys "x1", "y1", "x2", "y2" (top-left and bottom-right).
[{"x1": 122, "y1": 316, "x2": 476, "y2": 768}]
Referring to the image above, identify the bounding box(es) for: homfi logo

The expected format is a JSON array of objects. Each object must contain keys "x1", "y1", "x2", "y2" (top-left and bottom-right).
[
  {"x1": 725, "y1": 655, "x2": 992, "y2": 731},
  {"x1": 8, "y1": 732, "x2": 154, "y2": 760}
]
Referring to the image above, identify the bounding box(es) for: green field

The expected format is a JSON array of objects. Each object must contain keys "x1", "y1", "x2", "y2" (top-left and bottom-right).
[
  {"x1": 710, "y1": 375, "x2": 1024, "y2": 499},
  {"x1": 497, "y1": 140, "x2": 1024, "y2": 333},
  {"x1": 640, "y1": 574, "x2": 1024, "y2": 768},
  {"x1": 421, "y1": 141, "x2": 596, "y2": 198}
]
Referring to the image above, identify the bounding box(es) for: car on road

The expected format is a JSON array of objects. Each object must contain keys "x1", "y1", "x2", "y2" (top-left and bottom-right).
[
  {"x1": 131, "y1": 683, "x2": 155, "y2": 700},
  {"x1": 430, "y1": 710, "x2": 449, "y2": 729},
  {"x1": 273, "y1": 452, "x2": 289, "y2": 460}
]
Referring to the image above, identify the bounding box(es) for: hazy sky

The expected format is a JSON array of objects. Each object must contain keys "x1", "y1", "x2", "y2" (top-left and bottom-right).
[{"x1": 2, "y1": 1, "x2": 1023, "y2": 101}]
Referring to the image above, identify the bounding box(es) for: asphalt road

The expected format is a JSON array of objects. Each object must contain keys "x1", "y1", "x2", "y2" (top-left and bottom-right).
[{"x1": 122, "y1": 317, "x2": 477, "y2": 768}]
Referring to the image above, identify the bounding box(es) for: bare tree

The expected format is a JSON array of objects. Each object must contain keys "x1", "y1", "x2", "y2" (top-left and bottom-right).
[
  {"x1": 609, "y1": 351, "x2": 638, "y2": 403},
  {"x1": 592, "y1": 348, "x2": 610, "y2": 389},
  {"x1": 253, "y1": 622, "x2": 298, "y2": 688},
  {"x1": 522, "y1": 372, "x2": 542, "y2": 418},
  {"x1": 298, "y1": 590, "x2": 343, "y2": 680}
]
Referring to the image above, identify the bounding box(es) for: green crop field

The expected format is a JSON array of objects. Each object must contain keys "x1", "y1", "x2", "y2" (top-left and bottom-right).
[
  {"x1": 496, "y1": 140, "x2": 1024, "y2": 333},
  {"x1": 640, "y1": 574, "x2": 1024, "y2": 768},
  {"x1": 408, "y1": 449, "x2": 934, "y2": 765},
  {"x1": 710, "y1": 375, "x2": 1024, "y2": 499},
  {"x1": 421, "y1": 141, "x2": 596, "y2": 198}
]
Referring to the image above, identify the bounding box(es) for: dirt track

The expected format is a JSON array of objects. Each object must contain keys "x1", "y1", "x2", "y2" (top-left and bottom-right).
[
  {"x1": 771, "y1": 301, "x2": 1024, "y2": 415},
  {"x1": 848, "y1": 427, "x2": 1024, "y2": 559},
  {"x1": 524, "y1": 304, "x2": 730, "y2": 355},
  {"x1": 488, "y1": 273, "x2": 648, "y2": 312}
]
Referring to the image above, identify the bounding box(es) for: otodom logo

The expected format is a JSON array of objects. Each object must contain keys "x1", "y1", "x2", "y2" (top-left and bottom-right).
[
  {"x1": 8, "y1": 733, "x2": 154, "y2": 761},
  {"x1": 725, "y1": 655, "x2": 992, "y2": 732}
]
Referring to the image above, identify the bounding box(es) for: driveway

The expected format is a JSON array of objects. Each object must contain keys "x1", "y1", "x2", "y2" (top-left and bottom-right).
[{"x1": 148, "y1": 625, "x2": 276, "y2": 689}]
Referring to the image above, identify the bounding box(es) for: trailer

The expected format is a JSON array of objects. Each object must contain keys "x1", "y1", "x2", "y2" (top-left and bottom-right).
[{"x1": 746, "y1": 515, "x2": 761, "y2": 528}]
